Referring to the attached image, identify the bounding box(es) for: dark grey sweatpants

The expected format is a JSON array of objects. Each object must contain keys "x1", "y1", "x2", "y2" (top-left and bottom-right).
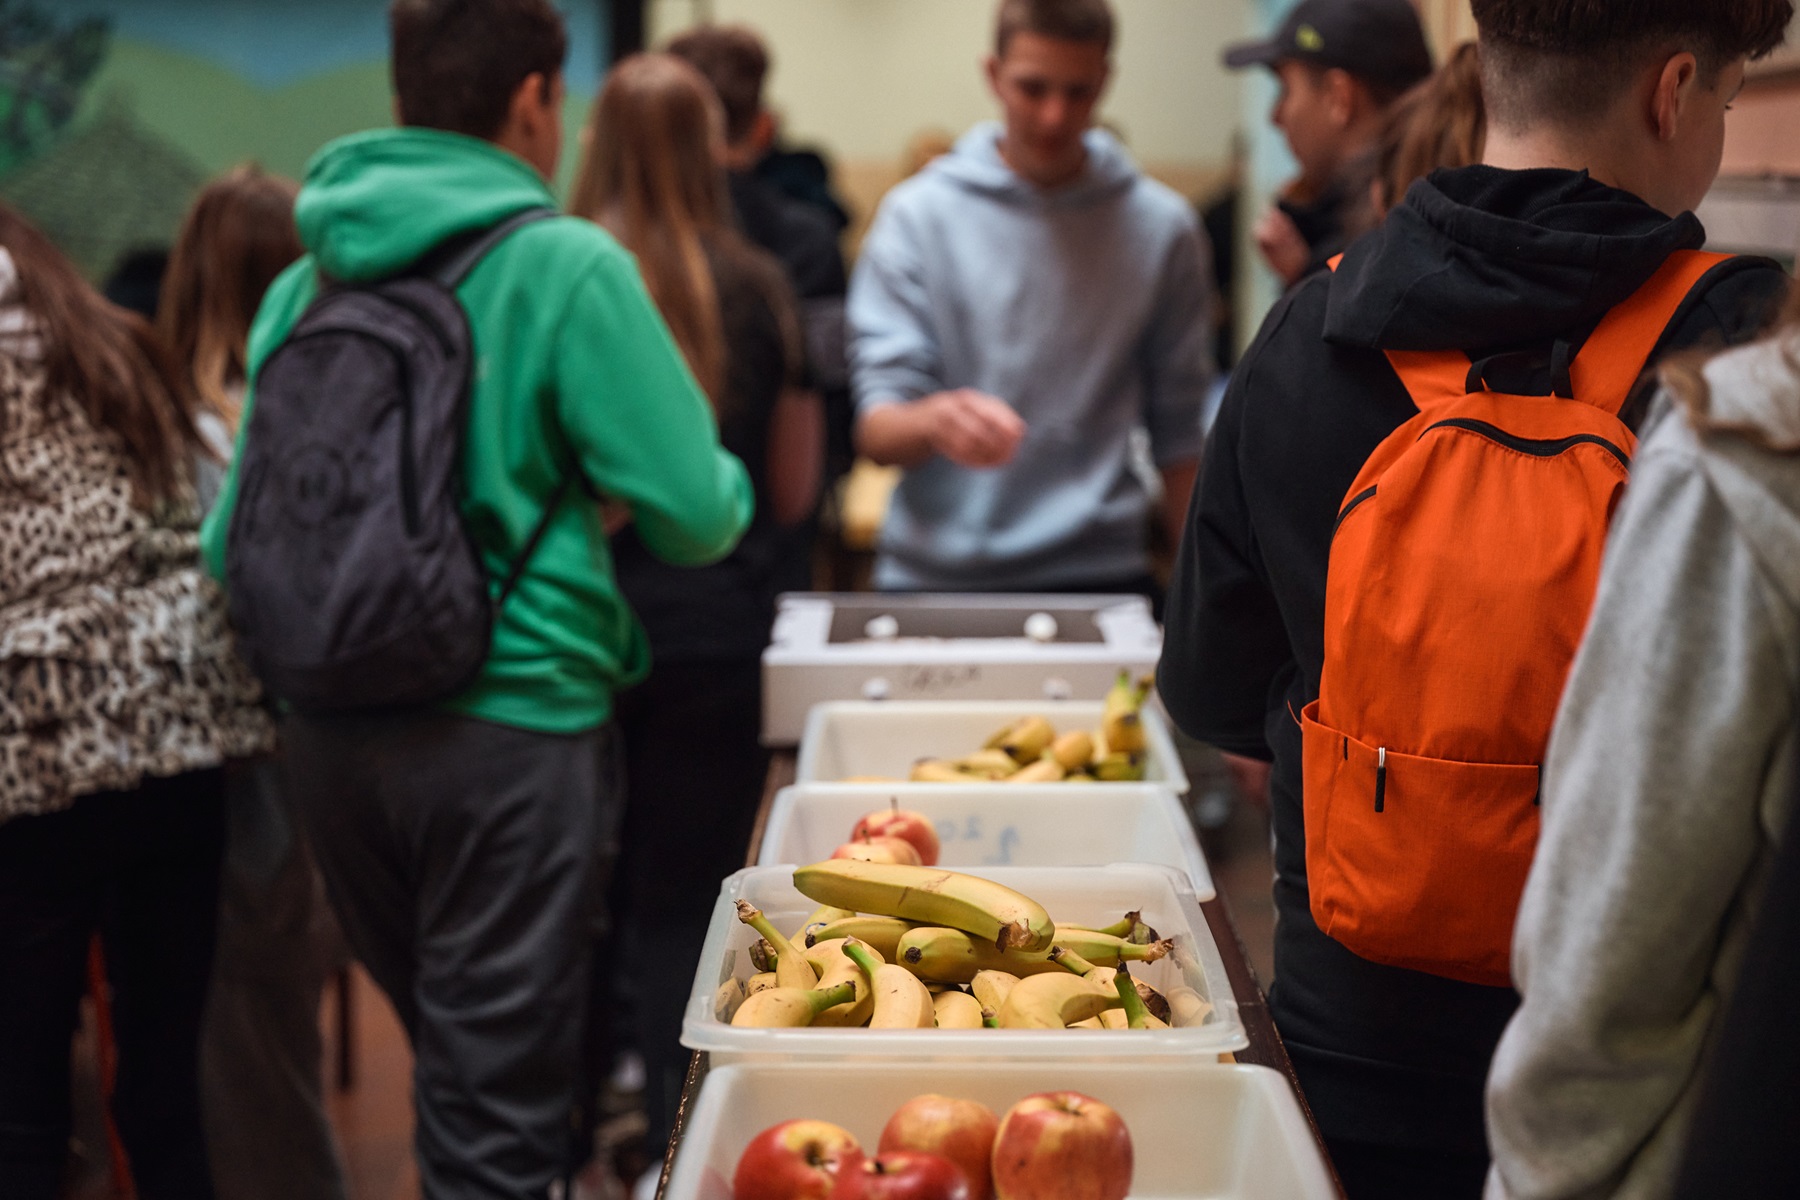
[{"x1": 284, "y1": 711, "x2": 621, "y2": 1200}]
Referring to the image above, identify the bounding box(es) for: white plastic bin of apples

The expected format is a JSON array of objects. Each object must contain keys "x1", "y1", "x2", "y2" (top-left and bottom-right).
[
  {"x1": 662, "y1": 1060, "x2": 1338, "y2": 1200},
  {"x1": 757, "y1": 785, "x2": 1214, "y2": 900},
  {"x1": 794, "y1": 701, "x2": 1189, "y2": 796}
]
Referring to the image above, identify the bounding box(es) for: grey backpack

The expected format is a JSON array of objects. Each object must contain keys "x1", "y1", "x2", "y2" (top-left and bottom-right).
[{"x1": 225, "y1": 207, "x2": 559, "y2": 712}]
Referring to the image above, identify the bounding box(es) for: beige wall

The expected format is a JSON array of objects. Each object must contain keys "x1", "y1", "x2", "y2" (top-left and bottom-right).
[{"x1": 649, "y1": 0, "x2": 1251, "y2": 249}]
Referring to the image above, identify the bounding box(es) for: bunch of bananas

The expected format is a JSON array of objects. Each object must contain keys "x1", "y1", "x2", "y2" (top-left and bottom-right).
[
  {"x1": 716, "y1": 859, "x2": 1213, "y2": 1033},
  {"x1": 887, "y1": 673, "x2": 1153, "y2": 785}
]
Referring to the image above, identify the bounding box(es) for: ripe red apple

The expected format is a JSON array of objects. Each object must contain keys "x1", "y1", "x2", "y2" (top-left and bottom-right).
[
  {"x1": 734, "y1": 1119, "x2": 864, "y2": 1200},
  {"x1": 880, "y1": 1095, "x2": 1000, "y2": 1200},
  {"x1": 831, "y1": 1151, "x2": 971, "y2": 1200},
  {"x1": 832, "y1": 835, "x2": 923, "y2": 866},
  {"x1": 990, "y1": 1093, "x2": 1132, "y2": 1200},
  {"x1": 852, "y1": 807, "x2": 940, "y2": 866}
]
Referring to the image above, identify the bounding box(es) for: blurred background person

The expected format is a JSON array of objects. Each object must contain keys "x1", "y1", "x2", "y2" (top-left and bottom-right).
[
  {"x1": 666, "y1": 22, "x2": 852, "y2": 581},
  {"x1": 850, "y1": 0, "x2": 1214, "y2": 601},
  {"x1": 568, "y1": 49, "x2": 823, "y2": 1176},
  {"x1": 158, "y1": 164, "x2": 351, "y2": 1200},
  {"x1": 0, "y1": 202, "x2": 273, "y2": 1199},
  {"x1": 1223, "y1": 0, "x2": 1433, "y2": 287}
]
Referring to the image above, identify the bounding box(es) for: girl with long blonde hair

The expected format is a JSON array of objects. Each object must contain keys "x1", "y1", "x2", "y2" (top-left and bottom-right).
[{"x1": 568, "y1": 50, "x2": 823, "y2": 1164}]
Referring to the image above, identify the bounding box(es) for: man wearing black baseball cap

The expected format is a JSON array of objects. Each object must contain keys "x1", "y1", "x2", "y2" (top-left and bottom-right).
[{"x1": 1224, "y1": 0, "x2": 1432, "y2": 285}]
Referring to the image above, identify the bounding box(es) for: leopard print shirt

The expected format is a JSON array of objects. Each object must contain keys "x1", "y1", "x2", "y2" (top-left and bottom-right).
[{"x1": 0, "y1": 352, "x2": 274, "y2": 823}]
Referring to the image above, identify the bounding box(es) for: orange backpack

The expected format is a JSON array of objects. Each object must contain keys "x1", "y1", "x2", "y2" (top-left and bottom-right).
[{"x1": 1301, "y1": 250, "x2": 1729, "y2": 987}]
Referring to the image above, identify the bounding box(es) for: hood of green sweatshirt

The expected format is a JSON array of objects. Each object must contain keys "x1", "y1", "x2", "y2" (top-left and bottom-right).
[{"x1": 295, "y1": 127, "x2": 556, "y2": 282}]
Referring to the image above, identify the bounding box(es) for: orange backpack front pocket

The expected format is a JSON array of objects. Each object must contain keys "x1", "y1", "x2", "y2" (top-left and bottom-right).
[{"x1": 1302, "y1": 701, "x2": 1539, "y2": 987}]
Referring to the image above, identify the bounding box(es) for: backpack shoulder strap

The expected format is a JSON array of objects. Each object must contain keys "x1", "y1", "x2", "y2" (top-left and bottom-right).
[
  {"x1": 1567, "y1": 249, "x2": 1733, "y2": 416},
  {"x1": 1349, "y1": 250, "x2": 1735, "y2": 416},
  {"x1": 426, "y1": 206, "x2": 559, "y2": 290}
]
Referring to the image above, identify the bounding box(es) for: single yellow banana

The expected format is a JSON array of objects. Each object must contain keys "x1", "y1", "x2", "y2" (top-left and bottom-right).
[
  {"x1": 803, "y1": 938, "x2": 877, "y2": 1027},
  {"x1": 1093, "y1": 751, "x2": 1146, "y2": 782},
  {"x1": 714, "y1": 978, "x2": 746, "y2": 1022},
  {"x1": 956, "y1": 748, "x2": 1021, "y2": 779},
  {"x1": 839, "y1": 939, "x2": 933, "y2": 1028},
  {"x1": 1048, "y1": 730, "x2": 1095, "y2": 771},
  {"x1": 1058, "y1": 911, "x2": 1140, "y2": 939},
  {"x1": 1006, "y1": 758, "x2": 1065, "y2": 784},
  {"x1": 737, "y1": 901, "x2": 820, "y2": 991},
  {"x1": 931, "y1": 990, "x2": 985, "y2": 1029},
  {"x1": 995, "y1": 971, "x2": 1121, "y2": 1029},
  {"x1": 790, "y1": 905, "x2": 856, "y2": 952},
  {"x1": 1052, "y1": 927, "x2": 1174, "y2": 968},
  {"x1": 895, "y1": 926, "x2": 1172, "y2": 983},
  {"x1": 1098, "y1": 1008, "x2": 1128, "y2": 1030},
  {"x1": 808, "y1": 915, "x2": 915, "y2": 960},
  {"x1": 793, "y1": 860, "x2": 1055, "y2": 953},
  {"x1": 969, "y1": 969, "x2": 1021, "y2": 1012},
  {"x1": 1101, "y1": 670, "x2": 1150, "y2": 755},
  {"x1": 1068, "y1": 1016, "x2": 1105, "y2": 1029},
  {"x1": 1167, "y1": 986, "x2": 1213, "y2": 1027},
  {"x1": 998, "y1": 716, "x2": 1055, "y2": 763},
  {"x1": 982, "y1": 719, "x2": 1021, "y2": 751},
  {"x1": 910, "y1": 759, "x2": 974, "y2": 783},
  {"x1": 745, "y1": 972, "x2": 779, "y2": 996},
  {"x1": 730, "y1": 980, "x2": 858, "y2": 1028},
  {"x1": 896, "y1": 927, "x2": 1061, "y2": 983}
]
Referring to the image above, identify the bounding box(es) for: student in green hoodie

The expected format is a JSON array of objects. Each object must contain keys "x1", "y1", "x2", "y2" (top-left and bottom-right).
[{"x1": 199, "y1": 3, "x2": 751, "y2": 1196}]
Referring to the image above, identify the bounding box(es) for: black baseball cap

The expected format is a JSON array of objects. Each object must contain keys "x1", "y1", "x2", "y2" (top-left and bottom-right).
[{"x1": 1223, "y1": 0, "x2": 1434, "y2": 95}]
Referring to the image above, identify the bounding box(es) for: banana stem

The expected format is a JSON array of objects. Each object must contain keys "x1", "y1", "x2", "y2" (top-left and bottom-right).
[
  {"x1": 1088, "y1": 911, "x2": 1141, "y2": 939},
  {"x1": 840, "y1": 938, "x2": 881, "y2": 980},
  {"x1": 808, "y1": 981, "x2": 858, "y2": 1015},
  {"x1": 1049, "y1": 945, "x2": 1101, "y2": 976},
  {"x1": 1114, "y1": 966, "x2": 1150, "y2": 1029},
  {"x1": 1121, "y1": 938, "x2": 1175, "y2": 964},
  {"x1": 981, "y1": 1006, "x2": 999, "y2": 1029},
  {"x1": 736, "y1": 901, "x2": 809, "y2": 973}
]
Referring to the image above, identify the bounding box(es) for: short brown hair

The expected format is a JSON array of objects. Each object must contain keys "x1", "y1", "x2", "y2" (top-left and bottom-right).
[
  {"x1": 1472, "y1": 0, "x2": 1792, "y2": 128},
  {"x1": 389, "y1": 0, "x2": 567, "y2": 140},
  {"x1": 664, "y1": 24, "x2": 769, "y2": 146},
  {"x1": 995, "y1": 0, "x2": 1115, "y2": 58}
]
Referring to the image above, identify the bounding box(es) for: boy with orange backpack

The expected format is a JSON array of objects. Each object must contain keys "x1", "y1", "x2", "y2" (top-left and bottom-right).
[{"x1": 1157, "y1": 1, "x2": 1792, "y2": 1196}]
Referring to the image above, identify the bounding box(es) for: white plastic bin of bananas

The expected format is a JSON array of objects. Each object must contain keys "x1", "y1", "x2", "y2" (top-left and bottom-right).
[{"x1": 681, "y1": 859, "x2": 1243, "y2": 1063}]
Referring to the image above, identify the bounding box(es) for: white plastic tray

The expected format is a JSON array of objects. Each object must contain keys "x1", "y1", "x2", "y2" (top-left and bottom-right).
[
  {"x1": 758, "y1": 785, "x2": 1214, "y2": 901},
  {"x1": 664, "y1": 1061, "x2": 1337, "y2": 1200},
  {"x1": 681, "y1": 863, "x2": 1243, "y2": 1063},
  {"x1": 795, "y1": 701, "x2": 1190, "y2": 795}
]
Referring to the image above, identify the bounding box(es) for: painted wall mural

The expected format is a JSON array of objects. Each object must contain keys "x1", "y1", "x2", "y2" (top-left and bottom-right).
[{"x1": 0, "y1": 0, "x2": 608, "y2": 280}]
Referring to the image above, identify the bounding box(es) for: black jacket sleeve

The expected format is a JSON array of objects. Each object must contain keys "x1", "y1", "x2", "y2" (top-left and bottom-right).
[{"x1": 1157, "y1": 303, "x2": 1298, "y2": 760}]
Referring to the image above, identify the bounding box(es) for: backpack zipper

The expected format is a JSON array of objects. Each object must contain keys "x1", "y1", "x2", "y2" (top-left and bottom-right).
[
  {"x1": 1374, "y1": 747, "x2": 1387, "y2": 813},
  {"x1": 1421, "y1": 418, "x2": 1630, "y2": 470},
  {"x1": 1334, "y1": 485, "x2": 1379, "y2": 535}
]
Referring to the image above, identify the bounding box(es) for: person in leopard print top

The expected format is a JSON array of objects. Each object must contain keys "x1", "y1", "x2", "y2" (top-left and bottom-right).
[{"x1": 0, "y1": 203, "x2": 273, "y2": 1199}]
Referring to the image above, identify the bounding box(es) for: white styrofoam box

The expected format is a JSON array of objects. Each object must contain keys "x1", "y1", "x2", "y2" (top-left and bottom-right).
[
  {"x1": 681, "y1": 863, "x2": 1243, "y2": 1063},
  {"x1": 758, "y1": 785, "x2": 1214, "y2": 901},
  {"x1": 762, "y1": 593, "x2": 1163, "y2": 745},
  {"x1": 665, "y1": 1061, "x2": 1337, "y2": 1200},
  {"x1": 795, "y1": 700, "x2": 1190, "y2": 795}
]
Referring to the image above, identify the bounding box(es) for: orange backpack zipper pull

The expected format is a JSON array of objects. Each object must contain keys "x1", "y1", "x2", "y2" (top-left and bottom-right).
[{"x1": 1375, "y1": 747, "x2": 1388, "y2": 813}]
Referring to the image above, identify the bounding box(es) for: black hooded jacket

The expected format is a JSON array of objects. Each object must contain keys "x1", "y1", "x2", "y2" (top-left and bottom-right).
[{"x1": 1159, "y1": 165, "x2": 1790, "y2": 1153}]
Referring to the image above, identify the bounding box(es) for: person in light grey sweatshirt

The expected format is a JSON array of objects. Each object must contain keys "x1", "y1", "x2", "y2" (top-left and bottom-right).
[
  {"x1": 1485, "y1": 322, "x2": 1800, "y2": 1200},
  {"x1": 849, "y1": 0, "x2": 1213, "y2": 593}
]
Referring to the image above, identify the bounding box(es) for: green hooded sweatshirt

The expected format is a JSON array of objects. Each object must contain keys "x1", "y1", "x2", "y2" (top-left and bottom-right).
[{"x1": 200, "y1": 128, "x2": 753, "y2": 733}]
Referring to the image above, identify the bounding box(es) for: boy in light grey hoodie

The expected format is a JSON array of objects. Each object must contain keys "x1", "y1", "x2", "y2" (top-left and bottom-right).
[
  {"x1": 849, "y1": 0, "x2": 1213, "y2": 593},
  {"x1": 1486, "y1": 319, "x2": 1800, "y2": 1199}
]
